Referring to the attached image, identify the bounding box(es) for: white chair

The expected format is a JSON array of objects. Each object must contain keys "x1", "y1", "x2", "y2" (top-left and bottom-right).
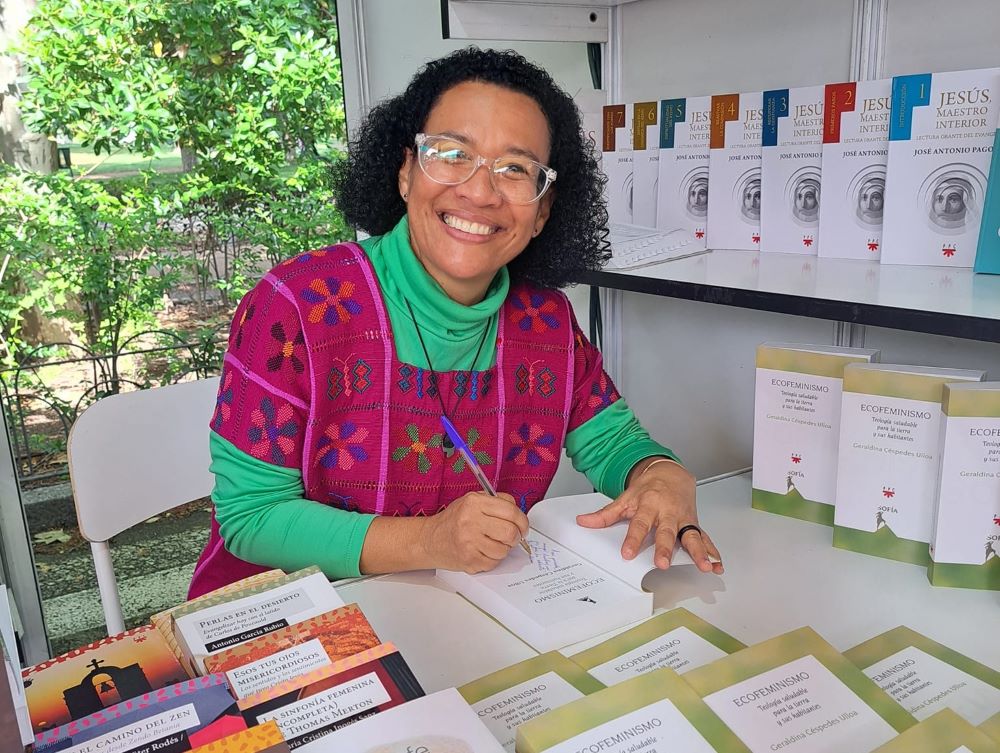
[{"x1": 67, "y1": 377, "x2": 219, "y2": 635}]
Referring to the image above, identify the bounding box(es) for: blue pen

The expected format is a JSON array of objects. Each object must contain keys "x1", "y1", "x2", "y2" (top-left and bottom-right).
[{"x1": 441, "y1": 415, "x2": 531, "y2": 554}]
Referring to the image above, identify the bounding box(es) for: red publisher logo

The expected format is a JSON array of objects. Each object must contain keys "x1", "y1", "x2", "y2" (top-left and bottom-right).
[
  {"x1": 802, "y1": 235, "x2": 814, "y2": 248},
  {"x1": 695, "y1": 228, "x2": 705, "y2": 239},
  {"x1": 993, "y1": 514, "x2": 1000, "y2": 526},
  {"x1": 942, "y1": 245, "x2": 956, "y2": 258},
  {"x1": 791, "y1": 454, "x2": 801, "y2": 464},
  {"x1": 882, "y1": 487, "x2": 895, "y2": 498},
  {"x1": 752, "y1": 233, "x2": 760, "y2": 244},
  {"x1": 867, "y1": 239, "x2": 879, "y2": 252}
]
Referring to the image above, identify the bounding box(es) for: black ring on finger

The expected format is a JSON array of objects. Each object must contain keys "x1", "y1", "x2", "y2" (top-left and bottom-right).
[{"x1": 677, "y1": 524, "x2": 702, "y2": 541}]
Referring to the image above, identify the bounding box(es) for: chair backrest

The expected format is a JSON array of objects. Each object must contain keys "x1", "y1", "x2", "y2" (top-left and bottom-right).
[{"x1": 68, "y1": 377, "x2": 219, "y2": 543}]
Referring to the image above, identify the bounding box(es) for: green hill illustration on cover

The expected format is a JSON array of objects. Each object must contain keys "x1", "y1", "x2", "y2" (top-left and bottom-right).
[{"x1": 752, "y1": 343, "x2": 878, "y2": 526}]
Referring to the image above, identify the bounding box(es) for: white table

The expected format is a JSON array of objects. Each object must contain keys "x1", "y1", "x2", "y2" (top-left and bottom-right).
[{"x1": 338, "y1": 471, "x2": 999, "y2": 693}]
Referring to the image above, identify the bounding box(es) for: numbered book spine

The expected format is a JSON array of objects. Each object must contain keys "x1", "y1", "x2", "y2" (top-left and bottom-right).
[
  {"x1": 707, "y1": 91, "x2": 763, "y2": 250},
  {"x1": 881, "y1": 67, "x2": 1000, "y2": 267},
  {"x1": 761, "y1": 85, "x2": 825, "y2": 254},
  {"x1": 603, "y1": 104, "x2": 634, "y2": 224},
  {"x1": 632, "y1": 100, "x2": 660, "y2": 227},
  {"x1": 930, "y1": 382, "x2": 1000, "y2": 590},
  {"x1": 819, "y1": 79, "x2": 892, "y2": 260},
  {"x1": 656, "y1": 96, "x2": 712, "y2": 245},
  {"x1": 833, "y1": 364, "x2": 985, "y2": 565},
  {"x1": 752, "y1": 344, "x2": 879, "y2": 525}
]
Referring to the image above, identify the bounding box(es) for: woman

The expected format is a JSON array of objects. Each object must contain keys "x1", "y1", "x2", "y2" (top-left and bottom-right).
[{"x1": 189, "y1": 48, "x2": 722, "y2": 598}]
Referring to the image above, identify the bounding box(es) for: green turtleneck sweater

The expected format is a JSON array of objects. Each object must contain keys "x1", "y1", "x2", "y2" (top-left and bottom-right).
[{"x1": 211, "y1": 217, "x2": 678, "y2": 578}]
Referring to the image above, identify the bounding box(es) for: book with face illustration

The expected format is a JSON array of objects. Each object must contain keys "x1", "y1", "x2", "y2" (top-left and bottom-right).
[
  {"x1": 632, "y1": 100, "x2": 660, "y2": 227},
  {"x1": 881, "y1": 67, "x2": 1000, "y2": 267},
  {"x1": 845, "y1": 626, "x2": 1000, "y2": 742},
  {"x1": 684, "y1": 627, "x2": 916, "y2": 753},
  {"x1": 436, "y1": 492, "x2": 699, "y2": 653},
  {"x1": 458, "y1": 651, "x2": 604, "y2": 752},
  {"x1": 568, "y1": 607, "x2": 746, "y2": 684},
  {"x1": 602, "y1": 104, "x2": 634, "y2": 224},
  {"x1": 871, "y1": 709, "x2": 1000, "y2": 752},
  {"x1": 516, "y1": 666, "x2": 750, "y2": 753},
  {"x1": 707, "y1": 91, "x2": 764, "y2": 251},
  {"x1": 307, "y1": 687, "x2": 505, "y2": 752},
  {"x1": 819, "y1": 78, "x2": 892, "y2": 260},
  {"x1": 656, "y1": 95, "x2": 712, "y2": 245},
  {"x1": 760, "y1": 85, "x2": 825, "y2": 255}
]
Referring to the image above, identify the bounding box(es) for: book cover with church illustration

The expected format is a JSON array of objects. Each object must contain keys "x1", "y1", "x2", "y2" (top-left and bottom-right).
[{"x1": 22, "y1": 623, "x2": 187, "y2": 735}]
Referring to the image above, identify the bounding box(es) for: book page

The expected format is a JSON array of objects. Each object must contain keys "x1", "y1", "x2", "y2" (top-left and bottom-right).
[{"x1": 529, "y1": 493, "x2": 694, "y2": 592}]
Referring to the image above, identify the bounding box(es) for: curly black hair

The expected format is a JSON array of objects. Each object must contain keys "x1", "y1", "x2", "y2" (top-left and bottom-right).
[{"x1": 332, "y1": 47, "x2": 610, "y2": 289}]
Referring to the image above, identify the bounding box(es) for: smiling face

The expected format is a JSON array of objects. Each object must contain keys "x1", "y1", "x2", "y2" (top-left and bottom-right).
[{"x1": 398, "y1": 81, "x2": 553, "y2": 305}]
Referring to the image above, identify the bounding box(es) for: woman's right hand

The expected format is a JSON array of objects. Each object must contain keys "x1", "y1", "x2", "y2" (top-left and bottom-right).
[{"x1": 423, "y1": 491, "x2": 529, "y2": 573}]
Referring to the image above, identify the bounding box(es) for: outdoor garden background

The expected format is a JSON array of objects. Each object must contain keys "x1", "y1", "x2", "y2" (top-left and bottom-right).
[{"x1": 0, "y1": 0, "x2": 350, "y2": 654}]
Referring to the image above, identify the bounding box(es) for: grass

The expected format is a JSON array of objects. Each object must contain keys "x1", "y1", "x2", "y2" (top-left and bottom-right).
[{"x1": 66, "y1": 144, "x2": 183, "y2": 177}]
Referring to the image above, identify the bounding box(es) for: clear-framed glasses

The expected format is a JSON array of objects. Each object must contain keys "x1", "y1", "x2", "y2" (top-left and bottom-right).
[{"x1": 415, "y1": 133, "x2": 557, "y2": 205}]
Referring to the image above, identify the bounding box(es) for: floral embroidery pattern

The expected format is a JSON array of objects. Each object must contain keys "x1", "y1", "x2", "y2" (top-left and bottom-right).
[
  {"x1": 317, "y1": 421, "x2": 369, "y2": 470},
  {"x1": 281, "y1": 248, "x2": 328, "y2": 266},
  {"x1": 248, "y1": 397, "x2": 299, "y2": 465},
  {"x1": 266, "y1": 322, "x2": 306, "y2": 374},
  {"x1": 211, "y1": 369, "x2": 234, "y2": 430},
  {"x1": 234, "y1": 303, "x2": 255, "y2": 349},
  {"x1": 510, "y1": 291, "x2": 560, "y2": 333},
  {"x1": 450, "y1": 427, "x2": 494, "y2": 474},
  {"x1": 506, "y1": 423, "x2": 557, "y2": 467},
  {"x1": 392, "y1": 423, "x2": 444, "y2": 474},
  {"x1": 587, "y1": 373, "x2": 619, "y2": 415},
  {"x1": 301, "y1": 277, "x2": 363, "y2": 326}
]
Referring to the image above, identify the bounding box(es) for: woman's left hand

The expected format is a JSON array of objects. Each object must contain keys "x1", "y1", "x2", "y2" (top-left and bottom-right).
[{"x1": 576, "y1": 459, "x2": 723, "y2": 574}]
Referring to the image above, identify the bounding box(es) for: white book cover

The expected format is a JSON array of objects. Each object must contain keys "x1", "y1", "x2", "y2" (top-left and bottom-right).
[
  {"x1": 174, "y1": 569, "x2": 345, "y2": 674},
  {"x1": 929, "y1": 382, "x2": 1000, "y2": 590},
  {"x1": 632, "y1": 100, "x2": 660, "y2": 228},
  {"x1": 708, "y1": 91, "x2": 763, "y2": 250},
  {"x1": 881, "y1": 67, "x2": 1000, "y2": 267},
  {"x1": 311, "y1": 688, "x2": 504, "y2": 752},
  {"x1": 819, "y1": 79, "x2": 892, "y2": 260},
  {"x1": 833, "y1": 363, "x2": 986, "y2": 566},
  {"x1": 752, "y1": 342, "x2": 880, "y2": 525},
  {"x1": 603, "y1": 103, "x2": 633, "y2": 224},
  {"x1": 437, "y1": 493, "x2": 699, "y2": 653},
  {"x1": 761, "y1": 85, "x2": 825, "y2": 254},
  {"x1": 656, "y1": 95, "x2": 712, "y2": 246}
]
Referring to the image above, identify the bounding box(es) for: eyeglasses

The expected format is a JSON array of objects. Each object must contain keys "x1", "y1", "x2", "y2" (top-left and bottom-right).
[{"x1": 415, "y1": 133, "x2": 557, "y2": 205}]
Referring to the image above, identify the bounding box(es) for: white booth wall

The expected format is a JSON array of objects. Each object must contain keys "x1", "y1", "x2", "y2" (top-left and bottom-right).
[{"x1": 338, "y1": 0, "x2": 1000, "y2": 486}]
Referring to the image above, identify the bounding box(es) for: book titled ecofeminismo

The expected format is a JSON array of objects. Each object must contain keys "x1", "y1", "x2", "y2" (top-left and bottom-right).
[
  {"x1": 656, "y1": 95, "x2": 712, "y2": 246},
  {"x1": 761, "y1": 85, "x2": 825, "y2": 254},
  {"x1": 568, "y1": 607, "x2": 745, "y2": 684},
  {"x1": 632, "y1": 100, "x2": 660, "y2": 228},
  {"x1": 708, "y1": 91, "x2": 764, "y2": 251},
  {"x1": 685, "y1": 627, "x2": 916, "y2": 753},
  {"x1": 437, "y1": 493, "x2": 697, "y2": 653},
  {"x1": 833, "y1": 364, "x2": 985, "y2": 566},
  {"x1": 603, "y1": 103, "x2": 634, "y2": 224},
  {"x1": 458, "y1": 651, "x2": 604, "y2": 753},
  {"x1": 753, "y1": 343, "x2": 880, "y2": 525},
  {"x1": 820, "y1": 79, "x2": 892, "y2": 260},
  {"x1": 881, "y1": 67, "x2": 1000, "y2": 267},
  {"x1": 172, "y1": 566, "x2": 345, "y2": 675},
  {"x1": 517, "y1": 667, "x2": 749, "y2": 753},
  {"x1": 930, "y1": 382, "x2": 1000, "y2": 590},
  {"x1": 845, "y1": 626, "x2": 1000, "y2": 741}
]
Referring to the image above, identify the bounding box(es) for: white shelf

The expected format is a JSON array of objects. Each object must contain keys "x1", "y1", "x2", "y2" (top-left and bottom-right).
[{"x1": 579, "y1": 249, "x2": 1000, "y2": 342}]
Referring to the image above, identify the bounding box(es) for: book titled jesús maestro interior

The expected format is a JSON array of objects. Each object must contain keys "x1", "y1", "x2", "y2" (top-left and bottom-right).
[
  {"x1": 707, "y1": 91, "x2": 764, "y2": 251},
  {"x1": 656, "y1": 95, "x2": 712, "y2": 246}
]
